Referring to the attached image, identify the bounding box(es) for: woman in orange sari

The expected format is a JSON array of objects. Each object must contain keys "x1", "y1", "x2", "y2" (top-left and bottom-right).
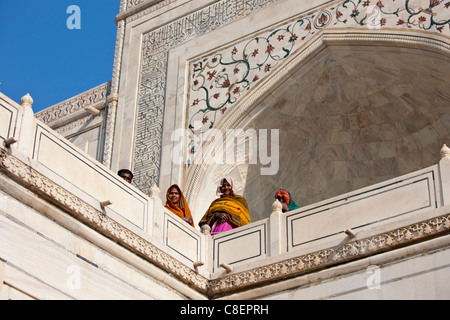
[
  {"x1": 164, "y1": 184, "x2": 194, "y2": 227},
  {"x1": 199, "y1": 177, "x2": 251, "y2": 235}
]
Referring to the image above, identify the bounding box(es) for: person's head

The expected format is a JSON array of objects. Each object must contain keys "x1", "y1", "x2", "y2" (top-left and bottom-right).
[
  {"x1": 118, "y1": 169, "x2": 133, "y2": 183},
  {"x1": 219, "y1": 178, "x2": 234, "y2": 197},
  {"x1": 167, "y1": 185, "x2": 181, "y2": 205},
  {"x1": 275, "y1": 189, "x2": 291, "y2": 212},
  {"x1": 167, "y1": 184, "x2": 186, "y2": 210}
]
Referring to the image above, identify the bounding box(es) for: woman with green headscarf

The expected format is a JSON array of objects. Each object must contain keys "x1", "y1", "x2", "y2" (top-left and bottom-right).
[{"x1": 275, "y1": 189, "x2": 300, "y2": 212}]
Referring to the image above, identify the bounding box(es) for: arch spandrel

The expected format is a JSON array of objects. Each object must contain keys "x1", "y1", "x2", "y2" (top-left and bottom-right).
[{"x1": 185, "y1": 0, "x2": 450, "y2": 150}]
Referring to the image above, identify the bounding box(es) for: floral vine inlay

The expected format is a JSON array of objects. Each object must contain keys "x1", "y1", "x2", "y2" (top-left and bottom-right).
[{"x1": 186, "y1": 0, "x2": 450, "y2": 162}]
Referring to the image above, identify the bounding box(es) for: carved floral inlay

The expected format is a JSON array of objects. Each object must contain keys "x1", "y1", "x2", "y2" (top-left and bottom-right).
[{"x1": 186, "y1": 0, "x2": 450, "y2": 160}]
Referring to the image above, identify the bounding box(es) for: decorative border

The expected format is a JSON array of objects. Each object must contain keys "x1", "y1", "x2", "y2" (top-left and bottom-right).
[
  {"x1": 1, "y1": 146, "x2": 450, "y2": 298},
  {"x1": 122, "y1": 0, "x2": 178, "y2": 23},
  {"x1": 34, "y1": 82, "x2": 111, "y2": 125},
  {"x1": 127, "y1": 0, "x2": 149, "y2": 10},
  {"x1": 208, "y1": 210, "x2": 450, "y2": 297}
]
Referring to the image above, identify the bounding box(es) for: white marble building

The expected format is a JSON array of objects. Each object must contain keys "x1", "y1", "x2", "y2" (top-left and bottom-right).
[{"x1": 1, "y1": 0, "x2": 450, "y2": 300}]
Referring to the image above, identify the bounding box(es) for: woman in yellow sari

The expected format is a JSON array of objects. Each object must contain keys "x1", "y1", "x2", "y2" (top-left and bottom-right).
[
  {"x1": 165, "y1": 184, "x2": 194, "y2": 227},
  {"x1": 199, "y1": 177, "x2": 251, "y2": 235}
]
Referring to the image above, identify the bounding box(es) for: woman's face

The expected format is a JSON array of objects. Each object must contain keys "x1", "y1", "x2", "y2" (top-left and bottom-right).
[
  {"x1": 276, "y1": 195, "x2": 289, "y2": 212},
  {"x1": 220, "y1": 180, "x2": 232, "y2": 196},
  {"x1": 168, "y1": 187, "x2": 180, "y2": 204}
]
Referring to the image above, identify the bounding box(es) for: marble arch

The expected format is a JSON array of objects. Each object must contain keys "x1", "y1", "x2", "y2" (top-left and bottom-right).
[{"x1": 184, "y1": 32, "x2": 450, "y2": 223}]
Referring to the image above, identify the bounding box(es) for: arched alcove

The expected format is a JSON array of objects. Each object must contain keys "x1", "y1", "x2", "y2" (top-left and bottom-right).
[
  {"x1": 242, "y1": 44, "x2": 450, "y2": 221},
  {"x1": 185, "y1": 36, "x2": 450, "y2": 224}
]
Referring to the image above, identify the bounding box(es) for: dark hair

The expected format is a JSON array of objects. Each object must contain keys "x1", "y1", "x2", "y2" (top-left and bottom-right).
[
  {"x1": 169, "y1": 184, "x2": 181, "y2": 194},
  {"x1": 118, "y1": 169, "x2": 133, "y2": 179}
]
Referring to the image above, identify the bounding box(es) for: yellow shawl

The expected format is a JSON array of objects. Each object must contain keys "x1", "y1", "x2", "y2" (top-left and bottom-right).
[{"x1": 199, "y1": 195, "x2": 251, "y2": 228}]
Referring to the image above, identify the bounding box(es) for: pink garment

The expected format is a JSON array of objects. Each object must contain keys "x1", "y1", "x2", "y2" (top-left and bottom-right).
[{"x1": 211, "y1": 221, "x2": 234, "y2": 235}]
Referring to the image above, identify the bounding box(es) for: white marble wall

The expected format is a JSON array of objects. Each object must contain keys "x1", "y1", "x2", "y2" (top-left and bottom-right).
[
  {"x1": 222, "y1": 235, "x2": 450, "y2": 300},
  {"x1": 2, "y1": 91, "x2": 450, "y2": 299},
  {"x1": 108, "y1": 0, "x2": 450, "y2": 228},
  {"x1": 3, "y1": 0, "x2": 450, "y2": 299},
  {"x1": 34, "y1": 82, "x2": 110, "y2": 163},
  {"x1": 0, "y1": 190, "x2": 188, "y2": 300},
  {"x1": 30, "y1": 0, "x2": 450, "y2": 226}
]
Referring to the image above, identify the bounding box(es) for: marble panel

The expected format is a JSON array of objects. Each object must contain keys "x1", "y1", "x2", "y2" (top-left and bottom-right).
[
  {"x1": 164, "y1": 210, "x2": 203, "y2": 264},
  {"x1": 0, "y1": 94, "x2": 19, "y2": 142},
  {"x1": 32, "y1": 124, "x2": 149, "y2": 231},
  {"x1": 0, "y1": 260, "x2": 4, "y2": 290},
  {"x1": 0, "y1": 195, "x2": 6, "y2": 212},
  {"x1": 286, "y1": 169, "x2": 437, "y2": 251},
  {"x1": 213, "y1": 221, "x2": 267, "y2": 272},
  {"x1": 68, "y1": 124, "x2": 103, "y2": 161}
]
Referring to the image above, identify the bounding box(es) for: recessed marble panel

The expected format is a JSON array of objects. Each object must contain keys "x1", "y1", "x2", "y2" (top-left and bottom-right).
[
  {"x1": 0, "y1": 95, "x2": 18, "y2": 142},
  {"x1": 32, "y1": 125, "x2": 148, "y2": 230}
]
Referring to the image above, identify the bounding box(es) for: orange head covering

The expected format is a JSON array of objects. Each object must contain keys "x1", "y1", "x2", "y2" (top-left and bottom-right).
[{"x1": 164, "y1": 184, "x2": 194, "y2": 227}]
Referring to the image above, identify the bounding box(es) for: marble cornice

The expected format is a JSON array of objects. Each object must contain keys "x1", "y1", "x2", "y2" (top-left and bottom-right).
[
  {"x1": 1, "y1": 146, "x2": 450, "y2": 298},
  {"x1": 208, "y1": 212, "x2": 450, "y2": 297},
  {"x1": 34, "y1": 82, "x2": 111, "y2": 127}
]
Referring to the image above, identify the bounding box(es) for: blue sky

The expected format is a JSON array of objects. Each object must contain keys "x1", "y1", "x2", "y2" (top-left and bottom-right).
[{"x1": 0, "y1": 0, "x2": 120, "y2": 112}]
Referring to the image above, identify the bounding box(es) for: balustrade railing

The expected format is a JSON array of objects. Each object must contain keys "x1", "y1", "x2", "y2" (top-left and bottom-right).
[{"x1": 2, "y1": 92, "x2": 450, "y2": 279}]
